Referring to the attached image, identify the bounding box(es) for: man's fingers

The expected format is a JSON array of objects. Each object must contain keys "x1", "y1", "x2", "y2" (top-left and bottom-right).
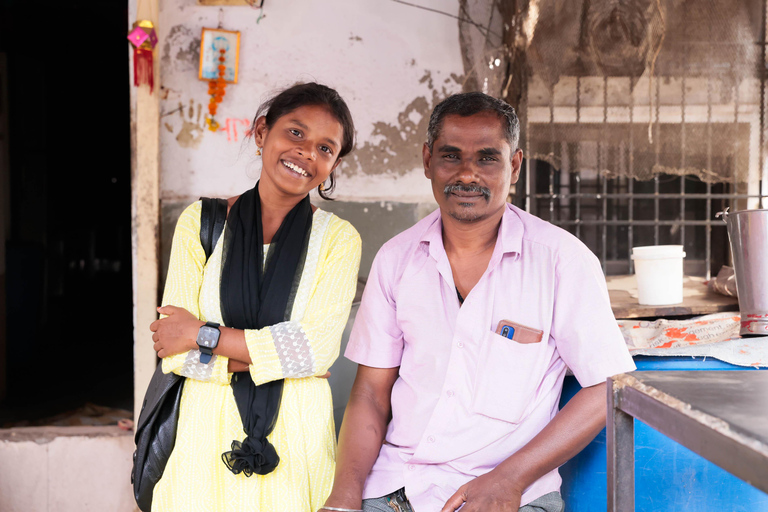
[
  {"x1": 149, "y1": 320, "x2": 159, "y2": 332},
  {"x1": 440, "y1": 488, "x2": 467, "y2": 512},
  {"x1": 157, "y1": 305, "x2": 175, "y2": 315},
  {"x1": 152, "y1": 333, "x2": 159, "y2": 342}
]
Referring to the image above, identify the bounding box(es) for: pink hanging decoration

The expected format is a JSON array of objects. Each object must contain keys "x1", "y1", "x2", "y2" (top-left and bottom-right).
[
  {"x1": 134, "y1": 48, "x2": 154, "y2": 93},
  {"x1": 128, "y1": 21, "x2": 157, "y2": 93},
  {"x1": 127, "y1": 26, "x2": 149, "y2": 47}
]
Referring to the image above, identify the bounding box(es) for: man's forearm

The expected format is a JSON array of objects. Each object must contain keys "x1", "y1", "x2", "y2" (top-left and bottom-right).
[
  {"x1": 324, "y1": 365, "x2": 399, "y2": 509},
  {"x1": 496, "y1": 382, "x2": 607, "y2": 492},
  {"x1": 326, "y1": 392, "x2": 391, "y2": 507}
]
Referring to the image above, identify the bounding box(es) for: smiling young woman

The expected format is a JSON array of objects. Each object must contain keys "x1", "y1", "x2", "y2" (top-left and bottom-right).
[
  {"x1": 146, "y1": 83, "x2": 362, "y2": 512},
  {"x1": 255, "y1": 104, "x2": 344, "y2": 204}
]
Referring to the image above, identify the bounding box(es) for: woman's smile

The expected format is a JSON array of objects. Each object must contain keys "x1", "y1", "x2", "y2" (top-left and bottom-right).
[{"x1": 281, "y1": 159, "x2": 310, "y2": 178}]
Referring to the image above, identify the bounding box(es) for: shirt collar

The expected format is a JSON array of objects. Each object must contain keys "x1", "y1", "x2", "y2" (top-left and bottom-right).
[
  {"x1": 498, "y1": 203, "x2": 524, "y2": 258},
  {"x1": 419, "y1": 204, "x2": 524, "y2": 262},
  {"x1": 418, "y1": 209, "x2": 446, "y2": 262}
]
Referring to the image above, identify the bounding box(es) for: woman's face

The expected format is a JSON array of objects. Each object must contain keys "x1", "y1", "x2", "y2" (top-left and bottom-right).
[{"x1": 254, "y1": 105, "x2": 344, "y2": 201}]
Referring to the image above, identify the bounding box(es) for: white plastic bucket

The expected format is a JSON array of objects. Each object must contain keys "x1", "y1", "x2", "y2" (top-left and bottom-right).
[{"x1": 631, "y1": 245, "x2": 686, "y2": 305}]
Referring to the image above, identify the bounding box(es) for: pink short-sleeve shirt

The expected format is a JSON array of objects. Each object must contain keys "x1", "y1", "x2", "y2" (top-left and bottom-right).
[{"x1": 345, "y1": 204, "x2": 636, "y2": 511}]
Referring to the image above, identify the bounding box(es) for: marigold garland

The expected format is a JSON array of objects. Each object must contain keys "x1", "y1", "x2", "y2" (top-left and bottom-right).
[{"x1": 206, "y1": 48, "x2": 227, "y2": 132}]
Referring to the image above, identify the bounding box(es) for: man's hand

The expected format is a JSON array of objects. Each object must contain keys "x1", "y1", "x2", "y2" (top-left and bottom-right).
[
  {"x1": 441, "y1": 470, "x2": 523, "y2": 512},
  {"x1": 228, "y1": 359, "x2": 250, "y2": 373},
  {"x1": 149, "y1": 305, "x2": 202, "y2": 358}
]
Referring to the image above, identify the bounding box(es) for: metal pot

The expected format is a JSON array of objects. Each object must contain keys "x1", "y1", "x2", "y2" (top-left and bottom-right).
[{"x1": 717, "y1": 207, "x2": 768, "y2": 336}]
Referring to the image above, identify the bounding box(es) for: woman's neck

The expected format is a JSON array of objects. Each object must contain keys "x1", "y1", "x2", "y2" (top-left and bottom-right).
[{"x1": 257, "y1": 180, "x2": 305, "y2": 243}]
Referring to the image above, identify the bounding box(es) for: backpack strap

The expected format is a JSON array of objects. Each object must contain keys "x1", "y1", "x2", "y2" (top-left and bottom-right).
[{"x1": 199, "y1": 197, "x2": 228, "y2": 262}]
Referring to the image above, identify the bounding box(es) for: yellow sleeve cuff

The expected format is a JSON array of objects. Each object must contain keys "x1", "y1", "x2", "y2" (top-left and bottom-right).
[
  {"x1": 211, "y1": 354, "x2": 232, "y2": 385},
  {"x1": 162, "y1": 352, "x2": 186, "y2": 376},
  {"x1": 244, "y1": 327, "x2": 284, "y2": 386}
]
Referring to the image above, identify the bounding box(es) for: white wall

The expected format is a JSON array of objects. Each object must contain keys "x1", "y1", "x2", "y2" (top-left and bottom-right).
[
  {"x1": 0, "y1": 427, "x2": 135, "y2": 512},
  {"x1": 159, "y1": 0, "x2": 464, "y2": 203}
]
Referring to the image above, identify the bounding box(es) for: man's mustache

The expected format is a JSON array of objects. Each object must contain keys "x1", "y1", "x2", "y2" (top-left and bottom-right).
[{"x1": 443, "y1": 183, "x2": 491, "y2": 201}]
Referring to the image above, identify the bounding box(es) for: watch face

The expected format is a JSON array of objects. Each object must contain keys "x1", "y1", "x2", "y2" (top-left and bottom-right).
[{"x1": 199, "y1": 326, "x2": 219, "y2": 347}]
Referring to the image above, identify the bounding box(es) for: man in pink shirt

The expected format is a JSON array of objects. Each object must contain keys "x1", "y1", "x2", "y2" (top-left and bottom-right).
[{"x1": 321, "y1": 93, "x2": 635, "y2": 512}]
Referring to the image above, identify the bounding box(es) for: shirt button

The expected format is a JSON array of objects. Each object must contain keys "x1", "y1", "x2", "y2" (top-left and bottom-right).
[
  {"x1": 408, "y1": 464, "x2": 416, "y2": 471},
  {"x1": 447, "y1": 390, "x2": 454, "y2": 398},
  {"x1": 457, "y1": 342, "x2": 464, "y2": 348},
  {"x1": 427, "y1": 435, "x2": 436, "y2": 443}
]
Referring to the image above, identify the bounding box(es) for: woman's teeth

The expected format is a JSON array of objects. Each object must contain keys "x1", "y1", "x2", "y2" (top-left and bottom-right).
[{"x1": 283, "y1": 161, "x2": 309, "y2": 177}]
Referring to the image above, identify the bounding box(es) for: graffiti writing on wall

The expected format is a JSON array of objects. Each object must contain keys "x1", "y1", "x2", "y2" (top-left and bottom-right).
[{"x1": 218, "y1": 118, "x2": 252, "y2": 143}]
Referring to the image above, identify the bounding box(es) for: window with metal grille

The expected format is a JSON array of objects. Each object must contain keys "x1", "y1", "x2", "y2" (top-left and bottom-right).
[{"x1": 512, "y1": 0, "x2": 768, "y2": 278}]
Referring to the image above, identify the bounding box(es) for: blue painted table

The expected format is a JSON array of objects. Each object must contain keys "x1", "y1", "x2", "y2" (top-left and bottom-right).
[{"x1": 559, "y1": 356, "x2": 768, "y2": 512}]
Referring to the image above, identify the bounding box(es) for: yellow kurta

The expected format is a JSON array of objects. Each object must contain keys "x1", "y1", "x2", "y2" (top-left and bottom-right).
[{"x1": 152, "y1": 201, "x2": 362, "y2": 512}]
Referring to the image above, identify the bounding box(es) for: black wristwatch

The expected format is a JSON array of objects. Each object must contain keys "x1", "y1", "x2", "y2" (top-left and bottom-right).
[{"x1": 196, "y1": 321, "x2": 220, "y2": 364}]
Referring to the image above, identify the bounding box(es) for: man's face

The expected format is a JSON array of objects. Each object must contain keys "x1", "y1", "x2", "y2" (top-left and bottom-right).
[{"x1": 423, "y1": 112, "x2": 523, "y2": 223}]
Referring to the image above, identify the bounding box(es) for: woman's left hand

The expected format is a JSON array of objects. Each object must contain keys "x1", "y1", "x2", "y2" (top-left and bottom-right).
[{"x1": 149, "y1": 305, "x2": 203, "y2": 358}]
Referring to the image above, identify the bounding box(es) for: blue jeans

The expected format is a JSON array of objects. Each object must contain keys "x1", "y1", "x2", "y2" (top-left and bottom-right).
[{"x1": 362, "y1": 488, "x2": 564, "y2": 512}]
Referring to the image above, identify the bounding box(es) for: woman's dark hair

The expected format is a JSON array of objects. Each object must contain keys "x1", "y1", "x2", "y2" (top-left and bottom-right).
[{"x1": 249, "y1": 82, "x2": 355, "y2": 200}]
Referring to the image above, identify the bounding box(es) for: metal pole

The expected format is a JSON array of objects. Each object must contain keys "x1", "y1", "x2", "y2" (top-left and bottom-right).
[
  {"x1": 601, "y1": 76, "x2": 608, "y2": 272},
  {"x1": 706, "y1": 60, "x2": 713, "y2": 280},
  {"x1": 549, "y1": 83, "x2": 556, "y2": 222},
  {"x1": 680, "y1": 2, "x2": 688, "y2": 254},
  {"x1": 629, "y1": 82, "x2": 635, "y2": 274},
  {"x1": 654, "y1": 78, "x2": 661, "y2": 245},
  {"x1": 576, "y1": 77, "x2": 582, "y2": 239},
  {"x1": 607, "y1": 377, "x2": 635, "y2": 512},
  {"x1": 760, "y1": 0, "x2": 767, "y2": 208}
]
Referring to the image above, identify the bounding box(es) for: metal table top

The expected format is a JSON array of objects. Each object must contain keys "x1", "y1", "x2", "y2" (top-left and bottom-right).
[
  {"x1": 608, "y1": 370, "x2": 768, "y2": 511},
  {"x1": 629, "y1": 370, "x2": 768, "y2": 445}
]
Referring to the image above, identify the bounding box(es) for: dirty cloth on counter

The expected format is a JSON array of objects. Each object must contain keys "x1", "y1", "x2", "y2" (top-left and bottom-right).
[{"x1": 620, "y1": 312, "x2": 768, "y2": 367}]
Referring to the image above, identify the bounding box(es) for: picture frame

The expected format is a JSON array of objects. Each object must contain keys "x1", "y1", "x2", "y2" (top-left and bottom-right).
[{"x1": 198, "y1": 28, "x2": 241, "y2": 83}]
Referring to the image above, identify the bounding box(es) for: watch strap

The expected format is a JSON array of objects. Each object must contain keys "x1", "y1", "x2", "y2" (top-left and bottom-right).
[{"x1": 199, "y1": 351, "x2": 213, "y2": 364}]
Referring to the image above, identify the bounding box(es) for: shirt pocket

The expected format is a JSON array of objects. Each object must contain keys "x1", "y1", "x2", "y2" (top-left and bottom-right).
[{"x1": 472, "y1": 329, "x2": 547, "y2": 424}]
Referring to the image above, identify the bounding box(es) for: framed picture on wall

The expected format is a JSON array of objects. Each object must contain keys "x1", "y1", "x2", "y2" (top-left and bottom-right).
[{"x1": 198, "y1": 28, "x2": 241, "y2": 83}]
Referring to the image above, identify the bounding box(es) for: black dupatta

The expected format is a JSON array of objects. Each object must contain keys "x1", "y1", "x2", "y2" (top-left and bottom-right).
[{"x1": 218, "y1": 181, "x2": 313, "y2": 476}]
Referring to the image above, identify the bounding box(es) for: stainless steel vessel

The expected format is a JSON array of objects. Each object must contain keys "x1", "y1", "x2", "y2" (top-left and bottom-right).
[{"x1": 717, "y1": 208, "x2": 768, "y2": 336}]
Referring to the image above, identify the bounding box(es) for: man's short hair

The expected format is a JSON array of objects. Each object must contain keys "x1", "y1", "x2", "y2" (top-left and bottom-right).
[{"x1": 426, "y1": 92, "x2": 520, "y2": 154}]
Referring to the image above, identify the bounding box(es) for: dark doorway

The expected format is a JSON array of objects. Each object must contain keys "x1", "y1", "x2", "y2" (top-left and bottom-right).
[{"x1": 0, "y1": 0, "x2": 133, "y2": 425}]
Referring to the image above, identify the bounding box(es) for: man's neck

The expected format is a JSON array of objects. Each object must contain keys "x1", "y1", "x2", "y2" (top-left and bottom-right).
[
  {"x1": 441, "y1": 206, "x2": 504, "y2": 257},
  {"x1": 441, "y1": 206, "x2": 504, "y2": 302}
]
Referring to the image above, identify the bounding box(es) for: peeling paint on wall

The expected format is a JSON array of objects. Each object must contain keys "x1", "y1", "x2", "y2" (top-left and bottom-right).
[
  {"x1": 161, "y1": 25, "x2": 201, "y2": 71},
  {"x1": 350, "y1": 71, "x2": 462, "y2": 177}
]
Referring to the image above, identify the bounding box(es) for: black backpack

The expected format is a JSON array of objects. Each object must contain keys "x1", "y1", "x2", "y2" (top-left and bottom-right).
[{"x1": 131, "y1": 198, "x2": 228, "y2": 511}]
